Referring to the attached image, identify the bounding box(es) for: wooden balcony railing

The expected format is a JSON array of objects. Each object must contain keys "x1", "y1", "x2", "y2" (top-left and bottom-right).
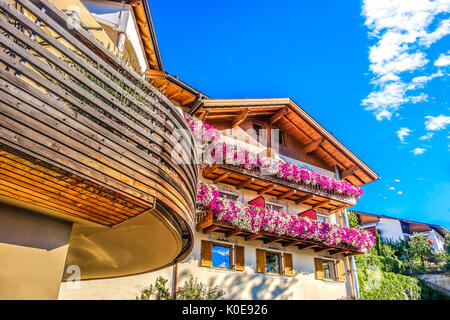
[
  {"x1": 0, "y1": 0, "x2": 198, "y2": 236},
  {"x1": 202, "y1": 164, "x2": 354, "y2": 212},
  {"x1": 196, "y1": 210, "x2": 364, "y2": 256}
]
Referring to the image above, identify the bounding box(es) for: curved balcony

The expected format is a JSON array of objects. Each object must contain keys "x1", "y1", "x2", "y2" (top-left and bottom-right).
[{"x1": 0, "y1": 0, "x2": 198, "y2": 279}]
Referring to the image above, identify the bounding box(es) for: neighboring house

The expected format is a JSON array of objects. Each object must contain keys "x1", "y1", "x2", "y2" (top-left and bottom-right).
[
  {"x1": 0, "y1": 0, "x2": 198, "y2": 299},
  {"x1": 355, "y1": 211, "x2": 447, "y2": 253}
]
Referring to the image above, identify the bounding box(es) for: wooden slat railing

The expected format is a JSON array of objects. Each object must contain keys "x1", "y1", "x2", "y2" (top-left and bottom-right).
[{"x1": 0, "y1": 0, "x2": 198, "y2": 230}]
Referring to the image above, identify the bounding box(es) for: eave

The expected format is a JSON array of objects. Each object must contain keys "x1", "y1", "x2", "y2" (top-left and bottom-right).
[{"x1": 196, "y1": 98, "x2": 379, "y2": 187}]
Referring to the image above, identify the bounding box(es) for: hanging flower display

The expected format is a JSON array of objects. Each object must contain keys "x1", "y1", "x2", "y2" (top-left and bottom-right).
[{"x1": 197, "y1": 181, "x2": 375, "y2": 252}]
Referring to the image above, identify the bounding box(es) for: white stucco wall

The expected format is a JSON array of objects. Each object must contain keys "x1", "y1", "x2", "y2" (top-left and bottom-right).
[
  {"x1": 376, "y1": 218, "x2": 405, "y2": 243},
  {"x1": 59, "y1": 231, "x2": 350, "y2": 300}
]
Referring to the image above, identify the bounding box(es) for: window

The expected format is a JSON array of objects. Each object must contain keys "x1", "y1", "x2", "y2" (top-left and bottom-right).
[
  {"x1": 322, "y1": 260, "x2": 335, "y2": 280},
  {"x1": 256, "y1": 249, "x2": 293, "y2": 276},
  {"x1": 314, "y1": 258, "x2": 346, "y2": 282},
  {"x1": 278, "y1": 130, "x2": 285, "y2": 146},
  {"x1": 401, "y1": 221, "x2": 410, "y2": 234},
  {"x1": 316, "y1": 214, "x2": 328, "y2": 223},
  {"x1": 212, "y1": 244, "x2": 231, "y2": 268},
  {"x1": 265, "y1": 252, "x2": 281, "y2": 274},
  {"x1": 265, "y1": 201, "x2": 287, "y2": 213},
  {"x1": 253, "y1": 124, "x2": 263, "y2": 143},
  {"x1": 201, "y1": 240, "x2": 244, "y2": 271},
  {"x1": 219, "y1": 190, "x2": 240, "y2": 202}
]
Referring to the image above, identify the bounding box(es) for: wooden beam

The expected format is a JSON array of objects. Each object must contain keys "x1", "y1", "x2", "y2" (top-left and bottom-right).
[
  {"x1": 329, "y1": 249, "x2": 349, "y2": 255},
  {"x1": 340, "y1": 166, "x2": 358, "y2": 179},
  {"x1": 263, "y1": 238, "x2": 283, "y2": 245},
  {"x1": 312, "y1": 200, "x2": 330, "y2": 209},
  {"x1": 330, "y1": 205, "x2": 347, "y2": 213},
  {"x1": 295, "y1": 194, "x2": 314, "y2": 204},
  {"x1": 314, "y1": 247, "x2": 333, "y2": 253},
  {"x1": 231, "y1": 108, "x2": 249, "y2": 128},
  {"x1": 304, "y1": 138, "x2": 325, "y2": 154},
  {"x1": 277, "y1": 189, "x2": 296, "y2": 200},
  {"x1": 282, "y1": 240, "x2": 303, "y2": 247},
  {"x1": 298, "y1": 244, "x2": 318, "y2": 250},
  {"x1": 167, "y1": 89, "x2": 184, "y2": 99},
  {"x1": 245, "y1": 233, "x2": 264, "y2": 241},
  {"x1": 258, "y1": 184, "x2": 276, "y2": 195},
  {"x1": 202, "y1": 164, "x2": 219, "y2": 177},
  {"x1": 226, "y1": 230, "x2": 242, "y2": 237},
  {"x1": 269, "y1": 107, "x2": 288, "y2": 124},
  {"x1": 202, "y1": 225, "x2": 221, "y2": 234},
  {"x1": 236, "y1": 177, "x2": 255, "y2": 190},
  {"x1": 213, "y1": 172, "x2": 231, "y2": 184}
]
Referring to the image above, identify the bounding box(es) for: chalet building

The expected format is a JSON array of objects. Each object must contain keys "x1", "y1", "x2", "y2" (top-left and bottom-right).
[
  {"x1": 0, "y1": 0, "x2": 379, "y2": 300},
  {"x1": 356, "y1": 211, "x2": 447, "y2": 253}
]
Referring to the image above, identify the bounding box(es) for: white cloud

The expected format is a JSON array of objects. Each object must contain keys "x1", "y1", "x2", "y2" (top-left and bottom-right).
[
  {"x1": 411, "y1": 147, "x2": 426, "y2": 155},
  {"x1": 396, "y1": 127, "x2": 412, "y2": 142},
  {"x1": 435, "y1": 51, "x2": 450, "y2": 67},
  {"x1": 397, "y1": 191, "x2": 403, "y2": 195},
  {"x1": 389, "y1": 186, "x2": 395, "y2": 190},
  {"x1": 419, "y1": 132, "x2": 434, "y2": 140},
  {"x1": 425, "y1": 114, "x2": 450, "y2": 130},
  {"x1": 394, "y1": 179, "x2": 400, "y2": 182},
  {"x1": 361, "y1": 0, "x2": 450, "y2": 120}
]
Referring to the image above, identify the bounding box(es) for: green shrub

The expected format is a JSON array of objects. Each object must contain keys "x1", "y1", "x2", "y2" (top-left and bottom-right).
[{"x1": 137, "y1": 276, "x2": 224, "y2": 300}]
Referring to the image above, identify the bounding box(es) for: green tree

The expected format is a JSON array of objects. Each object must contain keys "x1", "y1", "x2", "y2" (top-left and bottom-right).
[
  {"x1": 408, "y1": 233, "x2": 433, "y2": 271},
  {"x1": 347, "y1": 211, "x2": 359, "y2": 228}
]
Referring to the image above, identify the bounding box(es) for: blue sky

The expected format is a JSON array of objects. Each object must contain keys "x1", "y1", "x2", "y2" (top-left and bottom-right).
[{"x1": 149, "y1": 0, "x2": 450, "y2": 229}]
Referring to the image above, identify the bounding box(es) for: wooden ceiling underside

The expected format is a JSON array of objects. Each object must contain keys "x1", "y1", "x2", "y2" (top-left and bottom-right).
[
  {"x1": 196, "y1": 101, "x2": 378, "y2": 187},
  {"x1": 147, "y1": 72, "x2": 197, "y2": 107},
  {"x1": 0, "y1": 147, "x2": 152, "y2": 227},
  {"x1": 203, "y1": 164, "x2": 353, "y2": 211}
]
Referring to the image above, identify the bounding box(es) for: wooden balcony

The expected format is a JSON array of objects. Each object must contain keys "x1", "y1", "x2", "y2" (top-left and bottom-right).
[
  {"x1": 202, "y1": 164, "x2": 354, "y2": 212},
  {"x1": 196, "y1": 211, "x2": 364, "y2": 256},
  {"x1": 0, "y1": 0, "x2": 198, "y2": 278}
]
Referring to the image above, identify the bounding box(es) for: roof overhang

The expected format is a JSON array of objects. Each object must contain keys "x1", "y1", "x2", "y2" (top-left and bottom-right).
[{"x1": 196, "y1": 98, "x2": 379, "y2": 186}]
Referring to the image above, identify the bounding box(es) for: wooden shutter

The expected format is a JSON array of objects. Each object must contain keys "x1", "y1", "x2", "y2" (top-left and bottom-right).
[
  {"x1": 234, "y1": 246, "x2": 245, "y2": 271},
  {"x1": 200, "y1": 240, "x2": 212, "y2": 267},
  {"x1": 256, "y1": 249, "x2": 266, "y2": 273},
  {"x1": 336, "y1": 260, "x2": 346, "y2": 282},
  {"x1": 284, "y1": 253, "x2": 294, "y2": 276},
  {"x1": 314, "y1": 258, "x2": 324, "y2": 280}
]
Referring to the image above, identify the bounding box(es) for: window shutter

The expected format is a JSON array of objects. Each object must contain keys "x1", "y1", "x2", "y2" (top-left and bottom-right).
[
  {"x1": 314, "y1": 258, "x2": 324, "y2": 280},
  {"x1": 234, "y1": 246, "x2": 245, "y2": 271},
  {"x1": 336, "y1": 260, "x2": 346, "y2": 282},
  {"x1": 249, "y1": 196, "x2": 265, "y2": 208},
  {"x1": 284, "y1": 253, "x2": 294, "y2": 276},
  {"x1": 200, "y1": 240, "x2": 212, "y2": 267},
  {"x1": 299, "y1": 209, "x2": 317, "y2": 220},
  {"x1": 256, "y1": 249, "x2": 266, "y2": 273}
]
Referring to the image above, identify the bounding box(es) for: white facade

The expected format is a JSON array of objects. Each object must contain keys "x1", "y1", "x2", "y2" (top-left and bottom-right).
[
  {"x1": 59, "y1": 180, "x2": 354, "y2": 300},
  {"x1": 425, "y1": 229, "x2": 446, "y2": 253},
  {"x1": 375, "y1": 217, "x2": 405, "y2": 243}
]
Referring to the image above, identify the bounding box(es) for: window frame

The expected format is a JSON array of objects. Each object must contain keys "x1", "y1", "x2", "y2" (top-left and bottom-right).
[
  {"x1": 316, "y1": 213, "x2": 328, "y2": 223},
  {"x1": 265, "y1": 200, "x2": 288, "y2": 213},
  {"x1": 321, "y1": 259, "x2": 336, "y2": 281},
  {"x1": 218, "y1": 188, "x2": 241, "y2": 202},
  {"x1": 264, "y1": 251, "x2": 283, "y2": 275},
  {"x1": 201, "y1": 240, "x2": 245, "y2": 272},
  {"x1": 314, "y1": 257, "x2": 341, "y2": 282},
  {"x1": 211, "y1": 243, "x2": 233, "y2": 270},
  {"x1": 256, "y1": 248, "x2": 293, "y2": 277}
]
